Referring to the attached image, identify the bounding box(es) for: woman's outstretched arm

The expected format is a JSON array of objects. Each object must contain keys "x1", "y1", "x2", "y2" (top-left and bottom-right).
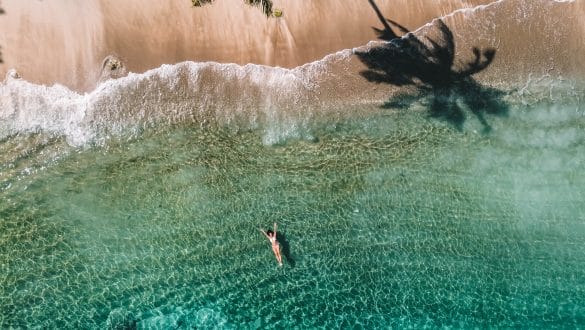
[{"x1": 259, "y1": 228, "x2": 269, "y2": 239}]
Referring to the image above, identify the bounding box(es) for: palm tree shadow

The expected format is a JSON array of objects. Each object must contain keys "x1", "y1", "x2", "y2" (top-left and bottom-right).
[
  {"x1": 356, "y1": 0, "x2": 508, "y2": 132},
  {"x1": 276, "y1": 232, "x2": 296, "y2": 267}
]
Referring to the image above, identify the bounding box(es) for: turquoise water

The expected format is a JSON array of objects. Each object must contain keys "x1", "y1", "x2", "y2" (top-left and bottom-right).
[{"x1": 1, "y1": 99, "x2": 585, "y2": 328}]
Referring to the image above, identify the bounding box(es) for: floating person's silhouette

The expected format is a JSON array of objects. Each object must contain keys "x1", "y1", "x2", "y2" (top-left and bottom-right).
[
  {"x1": 356, "y1": 0, "x2": 508, "y2": 132},
  {"x1": 260, "y1": 223, "x2": 283, "y2": 266},
  {"x1": 259, "y1": 223, "x2": 295, "y2": 267},
  {"x1": 275, "y1": 230, "x2": 295, "y2": 267}
]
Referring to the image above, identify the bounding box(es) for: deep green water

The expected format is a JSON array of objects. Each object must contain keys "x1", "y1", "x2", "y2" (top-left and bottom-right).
[{"x1": 1, "y1": 101, "x2": 585, "y2": 328}]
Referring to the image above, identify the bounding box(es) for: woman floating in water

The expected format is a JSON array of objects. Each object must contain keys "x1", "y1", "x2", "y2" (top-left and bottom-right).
[{"x1": 260, "y1": 223, "x2": 283, "y2": 266}]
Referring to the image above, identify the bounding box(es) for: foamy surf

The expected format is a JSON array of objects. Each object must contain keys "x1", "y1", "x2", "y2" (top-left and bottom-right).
[
  {"x1": 1, "y1": 60, "x2": 328, "y2": 146},
  {"x1": 0, "y1": 0, "x2": 583, "y2": 147}
]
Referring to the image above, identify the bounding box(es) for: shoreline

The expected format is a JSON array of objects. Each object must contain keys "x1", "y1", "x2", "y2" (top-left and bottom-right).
[{"x1": 0, "y1": 0, "x2": 498, "y2": 91}]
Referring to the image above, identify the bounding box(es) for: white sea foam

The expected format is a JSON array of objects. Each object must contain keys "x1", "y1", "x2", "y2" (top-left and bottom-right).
[
  {"x1": 0, "y1": 0, "x2": 582, "y2": 147},
  {"x1": 0, "y1": 61, "x2": 326, "y2": 146}
]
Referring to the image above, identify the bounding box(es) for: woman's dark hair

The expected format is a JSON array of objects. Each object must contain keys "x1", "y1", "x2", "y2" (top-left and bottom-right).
[{"x1": 266, "y1": 230, "x2": 274, "y2": 236}]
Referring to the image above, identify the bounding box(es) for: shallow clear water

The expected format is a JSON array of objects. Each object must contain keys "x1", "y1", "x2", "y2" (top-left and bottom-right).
[{"x1": 1, "y1": 100, "x2": 585, "y2": 328}]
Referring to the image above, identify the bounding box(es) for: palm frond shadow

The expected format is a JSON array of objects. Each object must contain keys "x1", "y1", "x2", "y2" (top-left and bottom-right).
[{"x1": 356, "y1": 0, "x2": 508, "y2": 132}]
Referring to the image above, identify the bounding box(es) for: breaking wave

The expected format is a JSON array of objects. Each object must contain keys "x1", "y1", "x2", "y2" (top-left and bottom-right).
[{"x1": 0, "y1": 0, "x2": 583, "y2": 147}]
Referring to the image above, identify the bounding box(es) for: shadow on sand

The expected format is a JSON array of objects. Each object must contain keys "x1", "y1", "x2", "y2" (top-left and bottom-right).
[{"x1": 355, "y1": 0, "x2": 508, "y2": 132}]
